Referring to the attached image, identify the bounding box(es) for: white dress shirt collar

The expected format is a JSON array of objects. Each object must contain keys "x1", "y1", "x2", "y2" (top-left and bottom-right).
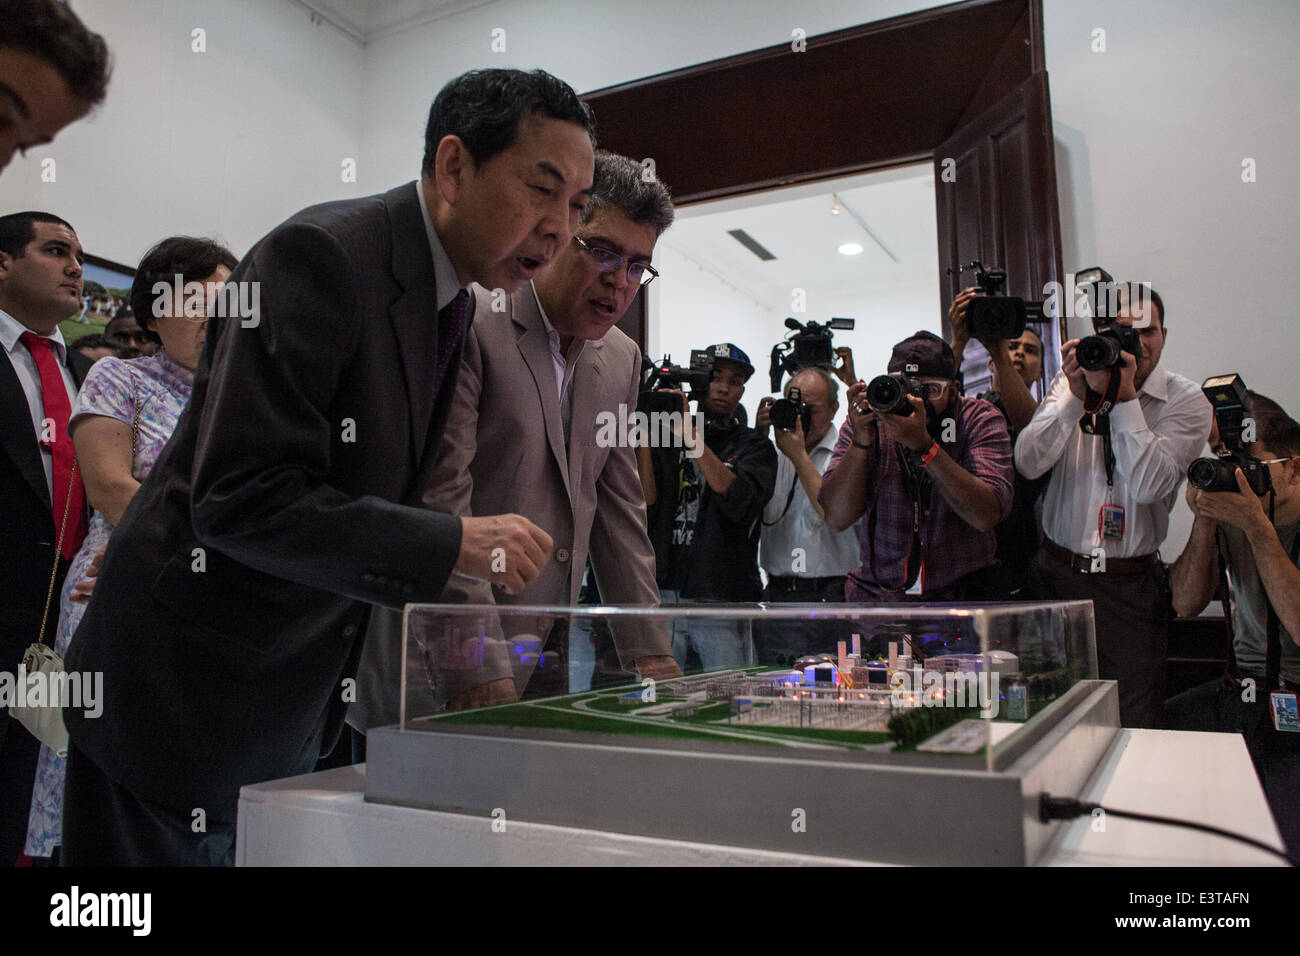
[
  {"x1": 0, "y1": 308, "x2": 68, "y2": 365},
  {"x1": 1139, "y1": 363, "x2": 1169, "y2": 402},
  {"x1": 414, "y1": 179, "x2": 470, "y2": 314}
]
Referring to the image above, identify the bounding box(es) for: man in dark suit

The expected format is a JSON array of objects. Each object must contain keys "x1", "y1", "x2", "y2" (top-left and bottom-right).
[
  {"x1": 61, "y1": 68, "x2": 595, "y2": 865},
  {"x1": 0, "y1": 211, "x2": 93, "y2": 865}
]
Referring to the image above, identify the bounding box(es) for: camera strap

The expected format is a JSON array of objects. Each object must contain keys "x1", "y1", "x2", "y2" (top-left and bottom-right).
[
  {"x1": 898, "y1": 447, "x2": 930, "y2": 592},
  {"x1": 1079, "y1": 371, "x2": 1121, "y2": 488},
  {"x1": 762, "y1": 473, "x2": 799, "y2": 527}
]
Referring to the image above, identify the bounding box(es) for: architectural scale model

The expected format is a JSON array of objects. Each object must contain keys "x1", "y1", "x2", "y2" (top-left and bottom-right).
[{"x1": 426, "y1": 634, "x2": 1028, "y2": 753}]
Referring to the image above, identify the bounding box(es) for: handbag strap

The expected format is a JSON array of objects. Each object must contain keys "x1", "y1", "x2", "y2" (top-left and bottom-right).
[
  {"x1": 33, "y1": 366, "x2": 142, "y2": 649},
  {"x1": 128, "y1": 365, "x2": 141, "y2": 463},
  {"x1": 36, "y1": 457, "x2": 78, "y2": 649}
]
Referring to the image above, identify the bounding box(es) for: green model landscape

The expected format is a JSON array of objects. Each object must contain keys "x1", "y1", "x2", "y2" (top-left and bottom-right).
[{"x1": 424, "y1": 668, "x2": 903, "y2": 751}]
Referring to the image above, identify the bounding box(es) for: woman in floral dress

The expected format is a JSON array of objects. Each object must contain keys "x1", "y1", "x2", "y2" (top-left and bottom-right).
[{"x1": 25, "y1": 236, "x2": 236, "y2": 860}]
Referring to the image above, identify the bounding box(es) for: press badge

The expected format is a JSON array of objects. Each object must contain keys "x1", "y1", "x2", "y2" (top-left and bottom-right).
[
  {"x1": 1098, "y1": 503, "x2": 1125, "y2": 541},
  {"x1": 1270, "y1": 691, "x2": 1300, "y2": 732}
]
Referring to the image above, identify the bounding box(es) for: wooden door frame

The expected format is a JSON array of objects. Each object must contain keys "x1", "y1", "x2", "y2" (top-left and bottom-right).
[{"x1": 587, "y1": 0, "x2": 1060, "y2": 353}]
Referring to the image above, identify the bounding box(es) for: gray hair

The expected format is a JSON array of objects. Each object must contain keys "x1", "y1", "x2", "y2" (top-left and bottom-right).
[
  {"x1": 581, "y1": 150, "x2": 675, "y2": 237},
  {"x1": 790, "y1": 364, "x2": 840, "y2": 407}
]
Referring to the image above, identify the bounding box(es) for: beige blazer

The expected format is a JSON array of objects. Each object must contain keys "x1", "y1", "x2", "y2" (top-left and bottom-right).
[
  {"x1": 432, "y1": 282, "x2": 658, "y2": 607},
  {"x1": 351, "y1": 282, "x2": 660, "y2": 730}
]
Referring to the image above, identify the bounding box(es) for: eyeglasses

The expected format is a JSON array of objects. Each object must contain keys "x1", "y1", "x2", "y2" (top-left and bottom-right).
[
  {"x1": 917, "y1": 380, "x2": 951, "y2": 400},
  {"x1": 572, "y1": 236, "x2": 659, "y2": 287}
]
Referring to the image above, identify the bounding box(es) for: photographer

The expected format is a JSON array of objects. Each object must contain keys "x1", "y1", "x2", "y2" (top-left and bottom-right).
[
  {"x1": 821, "y1": 331, "x2": 1014, "y2": 602},
  {"x1": 950, "y1": 286, "x2": 1049, "y2": 595},
  {"x1": 643, "y1": 343, "x2": 777, "y2": 669},
  {"x1": 1165, "y1": 391, "x2": 1300, "y2": 850},
  {"x1": 1015, "y1": 290, "x2": 1212, "y2": 728},
  {"x1": 752, "y1": 366, "x2": 859, "y2": 661}
]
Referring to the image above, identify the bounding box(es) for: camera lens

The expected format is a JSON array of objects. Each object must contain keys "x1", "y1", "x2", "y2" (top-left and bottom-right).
[
  {"x1": 770, "y1": 399, "x2": 796, "y2": 430},
  {"x1": 1077, "y1": 334, "x2": 1120, "y2": 371},
  {"x1": 866, "y1": 374, "x2": 913, "y2": 416},
  {"x1": 1187, "y1": 457, "x2": 1238, "y2": 492}
]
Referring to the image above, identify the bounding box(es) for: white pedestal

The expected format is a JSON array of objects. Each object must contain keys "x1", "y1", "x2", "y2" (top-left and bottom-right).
[{"x1": 236, "y1": 729, "x2": 1284, "y2": 866}]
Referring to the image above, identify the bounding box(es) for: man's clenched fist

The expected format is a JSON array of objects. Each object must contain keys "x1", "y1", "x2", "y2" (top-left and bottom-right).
[{"x1": 455, "y1": 514, "x2": 554, "y2": 595}]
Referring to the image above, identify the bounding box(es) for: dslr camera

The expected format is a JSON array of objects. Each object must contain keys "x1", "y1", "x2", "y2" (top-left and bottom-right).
[
  {"x1": 951, "y1": 260, "x2": 1045, "y2": 340},
  {"x1": 769, "y1": 386, "x2": 812, "y2": 433},
  {"x1": 1187, "y1": 373, "x2": 1272, "y2": 495},
  {"x1": 1073, "y1": 266, "x2": 1144, "y2": 372},
  {"x1": 769, "y1": 316, "x2": 855, "y2": 392},
  {"x1": 640, "y1": 349, "x2": 713, "y2": 416},
  {"x1": 865, "y1": 365, "x2": 923, "y2": 417}
]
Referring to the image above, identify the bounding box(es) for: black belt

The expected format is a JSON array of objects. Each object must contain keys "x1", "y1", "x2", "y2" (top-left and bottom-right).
[
  {"x1": 766, "y1": 574, "x2": 845, "y2": 593},
  {"x1": 1041, "y1": 538, "x2": 1159, "y2": 576}
]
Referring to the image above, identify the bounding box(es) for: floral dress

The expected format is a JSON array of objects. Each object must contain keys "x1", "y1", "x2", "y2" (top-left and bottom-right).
[{"x1": 25, "y1": 350, "x2": 193, "y2": 857}]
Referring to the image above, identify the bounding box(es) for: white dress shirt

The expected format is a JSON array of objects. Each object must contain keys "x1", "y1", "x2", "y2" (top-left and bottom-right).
[
  {"x1": 414, "y1": 179, "x2": 471, "y2": 313},
  {"x1": 0, "y1": 307, "x2": 78, "y2": 501},
  {"x1": 759, "y1": 419, "x2": 861, "y2": 578},
  {"x1": 532, "y1": 283, "x2": 585, "y2": 443},
  {"x1": 1015, "y1": 364, "x2": 1212, "y2": 557}
]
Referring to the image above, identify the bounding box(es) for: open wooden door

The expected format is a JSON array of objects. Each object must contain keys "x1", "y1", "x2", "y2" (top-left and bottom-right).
[{"x1": 935, "y1": 71, "x2": 1064, "y2": 396}]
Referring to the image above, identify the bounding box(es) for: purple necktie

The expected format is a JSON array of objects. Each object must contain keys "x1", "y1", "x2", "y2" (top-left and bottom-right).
[{"x1": 432, "y1": 288, "x2": 471, "y2": 395}]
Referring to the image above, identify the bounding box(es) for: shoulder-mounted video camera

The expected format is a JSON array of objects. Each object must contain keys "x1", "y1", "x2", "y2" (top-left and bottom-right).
[
  {"x1": 1187, "y1": 373, "x2": 1272, "y2": 495},
  {"x1": 769, "y1": 316, "x2": 854, "y2": 392},
  {"x1": 950, "y1": 260, "x2": 1045, "y2": 340}
]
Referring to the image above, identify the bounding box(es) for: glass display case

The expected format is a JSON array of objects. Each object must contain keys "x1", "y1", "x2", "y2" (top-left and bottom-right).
[{"x1": 366, "y1": 601, "x2": 1114, "y2": 864}]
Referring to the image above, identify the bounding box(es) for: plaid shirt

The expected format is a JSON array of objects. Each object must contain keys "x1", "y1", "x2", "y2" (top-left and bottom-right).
[{"x1": 822, "y1": 394, "x2": 1013, "y2": 600}]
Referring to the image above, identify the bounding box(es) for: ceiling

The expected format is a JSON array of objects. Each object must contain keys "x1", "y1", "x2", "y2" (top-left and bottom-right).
[
  {"x1": 660, "y1": 163, "x2": 939, "y2": 307},
  {"x1": 291, "y1": 0, "x2": 496, "y2": 43}
]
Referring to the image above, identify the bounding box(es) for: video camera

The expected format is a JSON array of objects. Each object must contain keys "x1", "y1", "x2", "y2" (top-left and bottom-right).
[
  {"x1": 769, "y1": 316, "x2": 855, "y2": 392},
  {"x1": 1073, "y1": 266, "x2": 1144, "y2": 372},
  {"x1": 769, "y1": 386, "x2": 813, "y2": 433},
  {"x1": 1187, "y1": 373, "x2": 1272, "y2": 495},
  {"x1": 950, "y1": 260, "x2": 1045, "y2": 340},
  {"x1": 640, "y1": 350, "x2": 713, "y2": 416}
]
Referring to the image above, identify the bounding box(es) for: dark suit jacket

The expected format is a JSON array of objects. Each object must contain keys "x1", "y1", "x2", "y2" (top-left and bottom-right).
[
  {"x1": 64, "y1": 182, "x2": 464, "y2": 819},
  {"x1": 0, "y1": 339, "x2": 92, "y2": 749}
]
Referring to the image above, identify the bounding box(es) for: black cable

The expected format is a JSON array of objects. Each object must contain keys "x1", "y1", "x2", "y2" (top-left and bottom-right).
[{"x1": 1038, "y1": 793, "x2": 1299, "y2": 866}]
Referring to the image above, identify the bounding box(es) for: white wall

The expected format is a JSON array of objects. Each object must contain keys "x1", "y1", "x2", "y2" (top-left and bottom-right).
[
  {"x1": 0, "y1": 0, "x2": 366, "y2": 265},
  {"x1": 1044, "y1": 0, "x2": 1300, "y2": 555}
]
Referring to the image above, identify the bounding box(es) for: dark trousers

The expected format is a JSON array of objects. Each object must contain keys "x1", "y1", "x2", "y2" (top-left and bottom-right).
[
  {"x1": 62, "y1": 742, "x2": 236, "y2": 866},
  {"x1": 0, "y1": 719, "x2": 40, "y2": 864},
  {"x1": 1166, "y1": 676, "x2": 1300, "y2": 855},
  {"x1": 1025, "y1": 548, "x2": 1169, "y2": 728}
]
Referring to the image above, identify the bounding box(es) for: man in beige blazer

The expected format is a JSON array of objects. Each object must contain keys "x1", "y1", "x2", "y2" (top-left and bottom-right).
[{"x1": 351, "y1": 152, "x2": 678, "y2": 739}]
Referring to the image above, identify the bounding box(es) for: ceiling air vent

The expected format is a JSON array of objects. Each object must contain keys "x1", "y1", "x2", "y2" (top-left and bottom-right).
[{"x1": 726, "y1": 229, "x2": 776, "y2": 261}]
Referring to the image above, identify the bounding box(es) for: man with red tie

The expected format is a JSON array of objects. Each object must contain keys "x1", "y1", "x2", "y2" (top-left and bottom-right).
[{"x1": 0, "y1": 211, "x2": 93, "y2": 864}]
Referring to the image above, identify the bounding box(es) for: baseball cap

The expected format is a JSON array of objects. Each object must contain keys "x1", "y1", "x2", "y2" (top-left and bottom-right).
[
  {"x1": 707, "y1": 342, "x2": 755, "y2": 380},
  {"x1": 887, "y1": 330, "x2": 956, "y2": 379}
]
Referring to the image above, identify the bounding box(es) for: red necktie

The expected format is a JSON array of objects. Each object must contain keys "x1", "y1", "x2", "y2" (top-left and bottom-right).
[{"x1": 20, "y1": 331, "x2": 88, "y2": 558}]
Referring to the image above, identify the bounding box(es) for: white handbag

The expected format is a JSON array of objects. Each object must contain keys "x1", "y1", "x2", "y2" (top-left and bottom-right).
[
  {"x1": 11, "y1": 366, "x2": 142, "y2": 757},
  {"x1": 11, "y1": 459, "x2": 79, "y2": 758}
]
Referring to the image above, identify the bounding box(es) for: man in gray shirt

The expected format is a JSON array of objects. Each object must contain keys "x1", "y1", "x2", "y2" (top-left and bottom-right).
[{"x1": 1167, "y1": 390, "x2": 1300, "y2": 852}]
